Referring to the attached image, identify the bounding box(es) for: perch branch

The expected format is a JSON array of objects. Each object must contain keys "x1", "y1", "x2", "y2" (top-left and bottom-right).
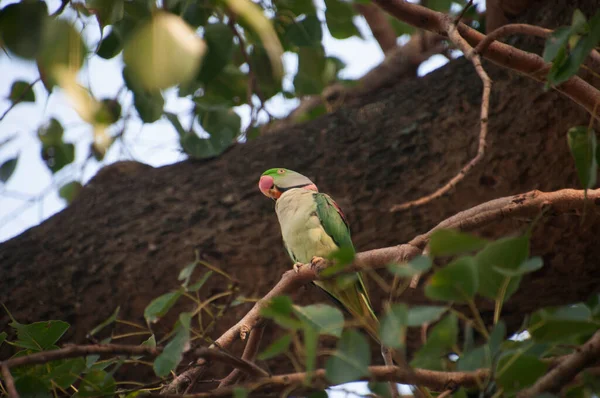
[
  {"x1": 518, "y1": 330, "x2": 600, "y2": 397},
  {"x1": 162, "y1": 187, "x2": 600, "y2": 393},
  {"x1": 391, "y1": 23, "x2": 491, "y2": 212}
]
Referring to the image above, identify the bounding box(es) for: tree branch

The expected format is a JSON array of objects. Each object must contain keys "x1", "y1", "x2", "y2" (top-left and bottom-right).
[
  {"x1": 160, "y1": 366, "x2": 489, "y2": 397},
  {"x1": 474, "y1": 24, "x2": 551, "y2": 55},
  {"x1": 518, "y1": 330, "x2": 600, "y2": 397},
  {"x1": 218, "y1": 326, "x2": 265, "y2": 388},
  {"x1": 372, "y1": 0, "x2": 600, "y2": 118},
  {"x1": 355, "y1": 3, "x2": 398, "y2": 54}
]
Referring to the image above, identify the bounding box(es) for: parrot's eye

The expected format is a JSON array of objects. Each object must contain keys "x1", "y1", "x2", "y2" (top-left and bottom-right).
[{"x1": 277, "y1": 169, "x2": 285, "y2": 174}]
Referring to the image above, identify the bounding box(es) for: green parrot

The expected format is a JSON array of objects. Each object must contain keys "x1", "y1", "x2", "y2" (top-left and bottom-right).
[{"x1": 258, "y1": 168, "x2": 379, "y2": 340}]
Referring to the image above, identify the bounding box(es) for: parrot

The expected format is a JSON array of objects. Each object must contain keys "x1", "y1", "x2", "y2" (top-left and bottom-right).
[{"x1": 258, "y1": 168, "x2": 380, "y2": 341}]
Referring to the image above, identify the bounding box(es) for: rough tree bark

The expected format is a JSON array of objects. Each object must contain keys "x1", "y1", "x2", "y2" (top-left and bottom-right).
[{"x1": 1, "y1": 0, "x2": 599, "y2": 379}]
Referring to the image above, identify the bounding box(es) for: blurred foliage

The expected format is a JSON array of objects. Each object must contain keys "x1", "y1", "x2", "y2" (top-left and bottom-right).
[
  {"x1": 1, "y1": 228, "x2": 600, "y2": 396},
  {"x1": 0, "y1": 0, "x2": 485, "y2": 206}
]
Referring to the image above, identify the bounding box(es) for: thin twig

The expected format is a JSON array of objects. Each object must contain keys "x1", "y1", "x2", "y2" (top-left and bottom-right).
[
  {"x1": 218, "y1": 326, "x2": 266, "y2": 388},
  {"x1": 454, "y1": 0, "x2": 474, "y2": 25},
  {"x1": 391, "y1": 24, "x2": 491, "y2": 212},
  {"x1": 437, "y1": 389, "x2": 454, "y2": 398},
  {"x1": 1, "y1": 365, "x2": 18, "y2": 398}
]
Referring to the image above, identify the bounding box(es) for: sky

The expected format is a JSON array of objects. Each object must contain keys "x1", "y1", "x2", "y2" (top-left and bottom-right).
[{"x1": 0, "y1": 1, "x2": 449, "y2": 395}]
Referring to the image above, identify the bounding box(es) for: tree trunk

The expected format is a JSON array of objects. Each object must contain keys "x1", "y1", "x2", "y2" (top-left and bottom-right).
[{"x1": 1, "y1": 0, "x2": 598, "y2": 377}]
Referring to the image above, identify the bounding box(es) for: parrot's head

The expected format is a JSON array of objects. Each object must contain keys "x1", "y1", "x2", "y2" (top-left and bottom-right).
[{"x1": 258, "y1": 168, "x2": 318, "y2": 200}]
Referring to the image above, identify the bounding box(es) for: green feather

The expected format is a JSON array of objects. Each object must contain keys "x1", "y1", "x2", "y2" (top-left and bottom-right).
[{"x1": 313, "y1": 193, "x2": 379, "y2": 340}]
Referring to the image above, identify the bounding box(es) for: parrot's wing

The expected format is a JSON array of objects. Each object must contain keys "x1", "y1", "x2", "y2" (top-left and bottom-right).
[
  {"x1": 313, "y1": 193, "x2": 374, "y2": 310},
  {"x1": 313, "y1": 193, "x2": 354, "y2": 251}
]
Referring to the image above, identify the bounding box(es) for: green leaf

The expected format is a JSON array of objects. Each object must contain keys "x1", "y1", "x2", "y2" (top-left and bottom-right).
[
  {"x1": 257, "y1": 333, "x2": 292, "y2": 360},
  {"x1": 200, "y1": 107, "x2": 241, "y2": 144},
  {"x1": 429, "y1": 229, "x2": 488, "y2": 257},
  {"x1": 428, "y1": 0, "x2": 453, "y2": 12},
  {"x1": 0, "y1": 156, "x2": 18, "y2": 183},
  {"x1": 411, "y1": 313, "x2": 458, "y2": 370},
  {"x1": 10, "y1": 320, "x2": 69, "y2": 351},
  {"x1": 380, "y1": 303, "x2": 408, "y2": 348},
  {"x1": 308, "y1": 391, "x2": 329, "y2": 398},
  {"x1": 567, "y1": 126, "x2": 597, "y2": 190},
  {"x1": 261, "y1": 296, "x2": 303, "y2": 329},
  {"x1": 188, "y1": 271, "x2": 214, "y2": 292},
  {"x1": 123, "y1": 12, "x2": 206, "y2": 90},
  {"x1": 277, "y1": 0, "x2": 317, "y2": 17},
  {"x1": 198, "y1": 23, "x2": 235, "y2": 84},
  {"x1": 387, "y1": 255, "x2": 432, "y2": 277},
  {"x1": 97, "y1": 29, "x2": 123, "y2": 59},
  {"x1": 475, "y1": 235, "x2": 529, "y2": 301},
  {"x1": 425, "y1": 256, "x2": 478, "y2": 303},
  {"x1": 47, "y1": 357, "x2": 86, "y2": 389},
  {"x1": 543, "y1": 26, "x2": 572, "y2": 62},
  {"x1": 284, "y1": 15, "x2": 322, "y2": 47},
  {"x1": 0, "y1": 1, "x2": 48, "y2": 59},
  {"x1": 13, "y1": 375, "x2": 51, "y2": 398},
  {"x1": 153, "y1": 312, "x2": 192, "y2": 377},
  {"x1": 0, "y1": 331, "x2": 7, "y2": 348},
  {"x1": 293, "y1": 304, "x2": 344, "y2": 337},
  {"x1": 87, "y1": 0, "x2": 125, "y2": 29},
  {"x1": 249, "y1": 44, "x2": 282, "y2": 100},
  {"x1": 123, "y1": 66, "x2": 165, "y2": 123},
  {"x1": 37, "y1": 118, "x2": 75, "y2": 174},
  {"x1": 368, "y1": 382, "x2": 392, "y2": 398},
  {"x1": 303, "y1": 324, "x2": 318, "y2": 376},
  {"x1": 325, "y1": 329, "x2": 371, "y2": 385},
  {"x1": 497, "y1": 353, "x2": 548, "y2": 393},
  {"x1": 89, "y1": 307, "x2": 120, "y2": 337},
  {"x1": 407, "y1": 306, "x2": 447, "y2": 327},
  {"x1": 233, "y1": 387, "x2": 248, "y2": 398},
  {"x1": 178, "y1": 261, "x2": 198, "y2": 288},
  {"x1": 76, "y1": 369, "x2": 116, "y2": 397},
  {"x1": 294, "y1": 46, "x2": 327, "y2": 95},
  {"x1": 144, "y1": 290, "x2": 183, "y2": 324},
  {"x1": 492, "y1": 256, "x2": 543, "y2": 277},
  {"x1": 9, "y1": 81, "x2": 35, "y2": 103},
  {"x1": 528, "y1": 304, "x2": 599, "y2": 342},
  {"x1": 546, "y1": 11, "x2": 600, "y2": 86},
  {"x1": 59, "y1": 181, "x2": 83, "y2": 204},
  {"x1": 37, "y1": 19, "x2": 88, "y2": 89},
  {"x1": 324, "y1": 0, "x2": 361, "y2": 40},
  {"x1": 458, "y1": 320, "x2": 505, "y2": 371}
]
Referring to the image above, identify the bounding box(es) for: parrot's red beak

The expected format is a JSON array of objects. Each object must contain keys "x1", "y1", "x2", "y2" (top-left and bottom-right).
[{"x1": 259, "y1": 175, "x2": 281, "y2": 200}]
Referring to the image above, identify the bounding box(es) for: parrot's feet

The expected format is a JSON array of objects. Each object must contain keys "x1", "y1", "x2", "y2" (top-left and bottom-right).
[
  {"x1": 293, "y1": 262, "x2": 303, "y2": 273},
  {"x1": 310, "y1": 256, "x2": 329, "y2": 272}
]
